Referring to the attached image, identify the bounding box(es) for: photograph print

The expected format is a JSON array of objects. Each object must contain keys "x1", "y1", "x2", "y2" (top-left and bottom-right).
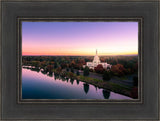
[{"x1": 22, "y1": 21, "x2": 139, "y2": 100}]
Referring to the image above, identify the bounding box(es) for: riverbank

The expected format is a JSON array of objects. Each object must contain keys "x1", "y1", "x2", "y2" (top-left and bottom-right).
[
  {"x1": 53, "y1": 69, "x2": 133, "y2": 98},
  {"x1": 23, "y1": 66, "x2": 137, "y2": 99}
]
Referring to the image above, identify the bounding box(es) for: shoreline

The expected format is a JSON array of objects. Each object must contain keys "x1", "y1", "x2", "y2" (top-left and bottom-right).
[{"x1": 22, "y1": 66, "x2": 136, "y2": 99}]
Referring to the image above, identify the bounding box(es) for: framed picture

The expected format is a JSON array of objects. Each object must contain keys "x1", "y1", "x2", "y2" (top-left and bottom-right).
[
  {"x1": 19, "y1": 18, "x2": 141, "y2": 103},
  {"x1": 1, "y1": 0, "x2": 159, "y2": 120}
]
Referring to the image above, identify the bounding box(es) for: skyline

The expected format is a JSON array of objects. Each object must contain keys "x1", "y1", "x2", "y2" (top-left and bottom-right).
[{"x1": 22, "y1": 22, "x2": 138, "y2": 56}]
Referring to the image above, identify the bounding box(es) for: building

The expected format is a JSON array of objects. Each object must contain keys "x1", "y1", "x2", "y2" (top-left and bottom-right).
[{"x1": 83, "y1": 50, "x2": 112, "y2": 70}]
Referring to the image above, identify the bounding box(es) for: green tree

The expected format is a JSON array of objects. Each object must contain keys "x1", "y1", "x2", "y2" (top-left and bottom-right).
[
  {"x1": 66, "y1": 68, "x2": 69, "y2": 72},
  {"x1": 103, "y1": 71, "x2": 111, "y2": 81},
  {"x1": 76, "y1": 71, "x2": 80, "y2": 76},
  {"x1": 83, "y1": 66, "x2": 89, "y2": 76},
  {"x1": 71, "y1": 67, "x2": 74, "y2": 73},
  {"x1": 54, "y1": 62, "x2": 58, "y2": 69},
  {"x1": 31, "y1": 61, "x2": 40, "y2": 67}
]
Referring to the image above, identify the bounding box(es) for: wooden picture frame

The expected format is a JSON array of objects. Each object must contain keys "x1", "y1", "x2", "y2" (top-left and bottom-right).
[
  {"x1": 18, "y1": 17, "x2": 142, "y2": 103},
  {"x1": 1, "y1": 0, "x2": 159, "y2": 120}
]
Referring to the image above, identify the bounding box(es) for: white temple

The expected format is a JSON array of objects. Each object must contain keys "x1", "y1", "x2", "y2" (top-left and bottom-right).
[{"x1": 84, "y1": 50, "x2": 112, "y2": 70}]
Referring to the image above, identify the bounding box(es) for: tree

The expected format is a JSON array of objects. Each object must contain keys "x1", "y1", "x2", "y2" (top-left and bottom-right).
[
  {"x1": 54, "y1": 62, "x2": 58, "y2": 69},
  {"x1": 83, "y1": 66, "x2": 89, "y2": 76},
  {"x1": 94, "y1": 64, "x2": 104, "y2": 74},
  {"x1": 56, "y1": 67, "x2": 62, "y2": 74},
  {"x1": 130, "y1": 87, "x2": 138, "y2": 99},
  {"x1": 46, "y1": 65, "x2": 53, "y2": 73},
  {"x1": 31, "y1": 61, "x2": 40, "y2": 67},
  {"x1": 60, "y1": 63, "x2": 67, "y2": 69},
  {"x1": 133, "y1": 76, "x2": 138, "y2": 87},
  {"x1": 68, "y1": 72, "x2": 74, "y2": 79},
  {"x1": 76, "y1": 71, "x2": 80, "y2": 76},
  {"x1": 71, "y1": 60, "x2": 76, "y2": 68},
  {"x1": 66, "y1": 68, "x2": 69, "y2": 72},
  {"x1": 103, "y1": 71, "x2": 111, "y2": 81},
  {"x1": 71, "y1": 67, "x2": 74, "y2": 73},
  {"x1": 111, "y1": 64, "x2": 126, "y2": 77},
  {"x1": 131, "y1": 75, "x2": 138, "y2": 98}
]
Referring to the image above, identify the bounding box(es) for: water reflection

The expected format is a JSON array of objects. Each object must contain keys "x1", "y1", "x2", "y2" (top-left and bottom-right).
[
  {"x1": 83, "y1": 83, "x2": 89, "y2": 94},
  {"x1": 102, "y1": 89, "x2": 111, "y2": 99},
  {"x1": 22, "y1": 67, "x2": 132, "y2": 99},
  {"x1": 76, "y1": 80, "x2": 79, "y2": 85},
  {"x1": 70, "y1": 79, "x2": 74, "y2": 85},
  {"x1": 48, "y1": 72, "x2": 53, "y2": 77},
  {"x1": 66, "y1": 77, "x2": 69, "y2": 82},
  {"x1": 61, "y1": 77, "x2": 66, "y2": 81},
  {"x1": 41, "y1": 70, "x2": 47, "y2": 75},
  {"x1": 94, "y1": 85, "x2": 98, "y2": 91},
  {"x1": 31, "y1": 68, "x2": 40, "y2": 72},
  {"x1": 54, "y1": 73, "x2": 59, "y2": 80}
]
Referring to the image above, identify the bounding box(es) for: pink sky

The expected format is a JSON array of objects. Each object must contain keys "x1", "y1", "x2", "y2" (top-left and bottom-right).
[{"x1": 22, "y1": 22, "x2": 138, "y2": 56}]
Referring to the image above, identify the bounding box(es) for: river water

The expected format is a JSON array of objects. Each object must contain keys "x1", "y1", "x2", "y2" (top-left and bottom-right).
[{"x1": 22, "y1": 68, "x2": 132, "y2": 99}]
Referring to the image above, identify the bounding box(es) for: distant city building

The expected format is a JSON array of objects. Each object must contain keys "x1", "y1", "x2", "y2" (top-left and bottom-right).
[{"x1": 83, "y1": 50, "x2": 112, "y2": 70}]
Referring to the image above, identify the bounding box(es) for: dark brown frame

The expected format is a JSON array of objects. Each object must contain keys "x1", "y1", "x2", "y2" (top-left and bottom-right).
[
  {"x1": 1, "y1": 0, "x2": 159, "y2": 120},
  {"x1": 18, "y1": 17, "x2": 142, "y2": 104}
]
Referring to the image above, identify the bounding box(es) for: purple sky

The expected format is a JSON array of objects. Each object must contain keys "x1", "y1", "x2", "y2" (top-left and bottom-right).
[{"x1": 22, "y1": 22, "x2": 138, "y2": 56}]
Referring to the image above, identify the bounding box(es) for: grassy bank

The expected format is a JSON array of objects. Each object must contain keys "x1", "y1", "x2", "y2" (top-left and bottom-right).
[{"x1": 53, "y1": 69, "x2": 132, "y2": 98}]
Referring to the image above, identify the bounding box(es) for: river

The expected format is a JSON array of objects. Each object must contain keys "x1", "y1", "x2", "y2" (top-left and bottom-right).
[{"x1": 22, "y1": 68, "x2": 132, "y2": 99}]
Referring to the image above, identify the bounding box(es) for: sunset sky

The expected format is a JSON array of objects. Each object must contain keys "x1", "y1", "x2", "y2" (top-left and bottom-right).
[{"x1": 22, "y1": 22, "x2": 138, "y2": 56}]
